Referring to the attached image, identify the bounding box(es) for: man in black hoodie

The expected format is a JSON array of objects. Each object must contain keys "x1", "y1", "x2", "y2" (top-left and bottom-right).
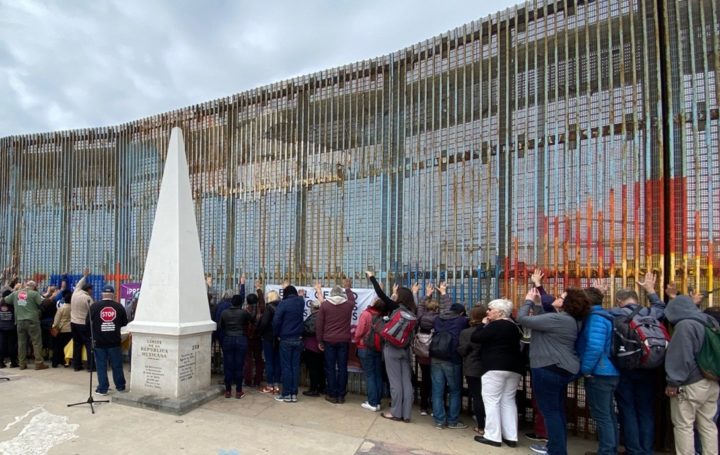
[{"x1": 664, "y1": 295, "x2": 719, "y2": 455}]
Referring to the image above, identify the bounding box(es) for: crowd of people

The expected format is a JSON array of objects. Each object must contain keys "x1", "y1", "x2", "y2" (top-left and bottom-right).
[
  {"x1": 0, "y1": 267, "x2": 129, "y2": 395},
  {"x1": 1, "y1": 265, "x2": 719, "y2": 455}
]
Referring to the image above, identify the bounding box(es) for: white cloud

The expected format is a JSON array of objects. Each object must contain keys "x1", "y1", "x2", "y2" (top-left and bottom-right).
[{"x1": 0, "y1": 0, "x2": 519, "y2": 137}]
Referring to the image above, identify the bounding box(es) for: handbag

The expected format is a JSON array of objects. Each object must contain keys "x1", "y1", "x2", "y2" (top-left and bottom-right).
[{"x1": 412, "y1": 331, "x2": 433, "y2": 358}]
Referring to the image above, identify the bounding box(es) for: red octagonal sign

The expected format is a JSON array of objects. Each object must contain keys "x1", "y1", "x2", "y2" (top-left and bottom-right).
[{"x1": 100, "y1": 307, "x2": 116, "y2": 322}]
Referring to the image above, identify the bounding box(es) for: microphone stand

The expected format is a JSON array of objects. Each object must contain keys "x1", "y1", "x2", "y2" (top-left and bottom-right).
[{"x1": 67, "y1": 311, "x2": 108, "y2": 413}]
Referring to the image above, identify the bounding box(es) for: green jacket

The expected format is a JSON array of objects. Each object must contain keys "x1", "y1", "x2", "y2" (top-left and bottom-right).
[{"x1": 6, "y1": 288, "x2": 42, "y2": 322}]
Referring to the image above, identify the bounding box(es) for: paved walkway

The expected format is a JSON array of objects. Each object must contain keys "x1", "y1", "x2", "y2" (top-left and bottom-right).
[{"x1": 0, "y1": 365, "x2": 599, "y2": 455}]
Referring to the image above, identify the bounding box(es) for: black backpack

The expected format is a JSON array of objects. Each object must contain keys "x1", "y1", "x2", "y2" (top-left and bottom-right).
[
  {"x1": 601, "y1": 306, "x2": 670, "y2": 370},
  {"x1": 429, "y1": 318, "x2": 457, "y2": 360}
]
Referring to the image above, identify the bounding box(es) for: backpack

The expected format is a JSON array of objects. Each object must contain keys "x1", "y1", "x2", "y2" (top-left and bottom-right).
[
  {"x1": 604, "y1": 306, "x2": 670, "y2": 370},
  {"x1": 412, "y1": 331, "x2": 433, "y2": 358},
  {"x1": 698, "y1": 322, "x2": 720, "y2": 381},
  {"x1": 380, "y1": 307, "x2": 417, "y2": 348},
  {"x1": 362, "y1": 312, "x2": 385, "y2": 352},
  {"x1": 303, "y1": 313, "x2": 317, "y2": 337},
  {"x1": 429, "y1": 331, "x2": 456, "y2": 360}
]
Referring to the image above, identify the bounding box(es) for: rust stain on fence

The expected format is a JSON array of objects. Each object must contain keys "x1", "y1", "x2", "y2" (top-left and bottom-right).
[{"x1": 0, "y1": 0, "x2": 718, "y2": 311}]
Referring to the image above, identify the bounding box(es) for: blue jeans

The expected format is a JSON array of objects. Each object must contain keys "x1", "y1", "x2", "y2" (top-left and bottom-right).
[
  {"x1": 262, "y1": 339, "x2": 281, "y2": 385},
  {"x1": 615, "y1": 369, "x2": 656, "y2": 455},
  {"x1": 279, "y1": 338, "x2": 303, "y2": 396},
  {"x1": 431, "y1": 359, "x2": 462, "y2": 425},
  {"x1": 358, "y1": 348, "x2": 382, "y2": 406},
  {"x1": 94, "y1": 346, "x2": 125, "y2": 393},
  {"x1": 585, "y1": 375, "x2": 620, "y2": 455},
  {"x1": 323, "y1": 341, "x2": 349, "y2": 399},
  {"x1": 532, "y1": 367, "x2": 574, "y2": 455},
  {"x1": 222, "y1": 335, "x2": 248, "y2": 392}
]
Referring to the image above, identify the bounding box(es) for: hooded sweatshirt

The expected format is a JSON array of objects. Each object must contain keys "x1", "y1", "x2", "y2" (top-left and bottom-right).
[
  {"x1": 316, "y1": 287, "x2": 356, "y2": 344},
  {"x1": 664, "y1": 295, "x2": 719, "y2": 387}
]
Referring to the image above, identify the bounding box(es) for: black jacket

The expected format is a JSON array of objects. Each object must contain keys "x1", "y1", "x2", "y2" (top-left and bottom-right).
[
  {"x1": 87, "y1": 300, "x2": 128, "y2": 348},
  {"x1": 219, "y1": 306, "x2": 253, "y2": 337},
  {"x1": 256, "y1": 302, "x2": 277, "y2": 342},
  {"x1": 471, "y1": 319, "x2": 524, "y2": 375}
]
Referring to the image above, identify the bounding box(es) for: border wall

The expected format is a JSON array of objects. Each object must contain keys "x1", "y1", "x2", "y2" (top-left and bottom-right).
[{"x1": 0, "y1": 0, "x2": 718, "y2": 444}]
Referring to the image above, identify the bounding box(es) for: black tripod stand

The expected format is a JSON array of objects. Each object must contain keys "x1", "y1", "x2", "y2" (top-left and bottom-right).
[{"x1": 67, "y1": 319, "x2": 108, "y2": 413}]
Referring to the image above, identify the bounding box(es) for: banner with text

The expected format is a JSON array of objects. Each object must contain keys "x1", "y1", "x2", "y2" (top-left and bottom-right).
[{"x1": 266, "y1": 285, "x2": 379, "y2": 371}]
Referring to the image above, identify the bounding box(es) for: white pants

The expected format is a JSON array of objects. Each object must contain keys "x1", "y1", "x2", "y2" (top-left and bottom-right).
[
  {"x1": 481, "y1": 370, "x2": 522, "y2": 443},
  {"x1": 670, "y1": 378, "x2": 719, "y2": 455}
]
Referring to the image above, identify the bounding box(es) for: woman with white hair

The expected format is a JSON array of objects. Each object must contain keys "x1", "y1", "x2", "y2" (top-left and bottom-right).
[{"x1": 470, "y1": 298, "x2": 524, "y2": 448}]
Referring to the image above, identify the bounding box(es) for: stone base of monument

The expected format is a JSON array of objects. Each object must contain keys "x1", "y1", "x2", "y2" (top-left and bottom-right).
[
  {"x1": 114, "y1": 332, "x2": 220, "y2": 415},
  {"x1": 112, "y1": 385, "x2": 225, "y2": 415}
]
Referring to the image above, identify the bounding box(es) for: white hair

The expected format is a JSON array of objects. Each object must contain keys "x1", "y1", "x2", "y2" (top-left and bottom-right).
[{"x1": 487, "y1": 298, "x2": 513, "y2": 318}]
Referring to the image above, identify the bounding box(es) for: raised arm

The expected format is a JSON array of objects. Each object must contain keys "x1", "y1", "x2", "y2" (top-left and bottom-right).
[{"x1": 366, "y1": 271, "x2": 397, "y2": 313}]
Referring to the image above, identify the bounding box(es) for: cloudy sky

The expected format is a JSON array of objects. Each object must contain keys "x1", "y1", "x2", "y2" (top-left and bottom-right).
[{"x1": 1, "y1": 0, "x2": 518, "y2": 137}]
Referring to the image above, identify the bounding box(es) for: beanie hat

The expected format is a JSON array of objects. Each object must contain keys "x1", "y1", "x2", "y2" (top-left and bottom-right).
[{"x1": 326, "y1": 285, "x2": 348, "y2": 305}]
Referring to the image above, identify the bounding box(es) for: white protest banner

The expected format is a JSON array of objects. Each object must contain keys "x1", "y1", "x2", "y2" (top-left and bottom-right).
[
  {"x1": 265, "y1": 285, "x2": 379, "y2": 372},
  {"x1": 264, "y1": 285, "x2": 377, "y2": 324}
]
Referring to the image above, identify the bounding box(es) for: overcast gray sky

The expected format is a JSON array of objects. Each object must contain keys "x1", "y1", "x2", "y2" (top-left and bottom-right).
[{"x1": 1, "y1": 0, "x2": 518, "y2": 137}]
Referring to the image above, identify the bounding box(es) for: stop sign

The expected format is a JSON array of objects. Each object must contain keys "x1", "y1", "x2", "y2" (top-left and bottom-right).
[{"x1": 100, "y1": 307, "x2": 116, "y2": 322}]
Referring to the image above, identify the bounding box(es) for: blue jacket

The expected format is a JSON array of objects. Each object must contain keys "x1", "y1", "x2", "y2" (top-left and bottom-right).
[
  {"x1": 576, "y1": 306, "x2": 619, "y2": 376},
  {"x1": 273, "y1": 295, "x2": 305, "y2": 340}
]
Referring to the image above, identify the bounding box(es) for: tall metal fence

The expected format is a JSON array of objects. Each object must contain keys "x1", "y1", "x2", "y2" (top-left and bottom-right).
[{"x1": 0, "y1": 0, "x2": 718, "y2": 306}]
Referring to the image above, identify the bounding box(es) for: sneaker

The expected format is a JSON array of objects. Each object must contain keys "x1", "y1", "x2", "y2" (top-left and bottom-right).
[
  {"x1": 116, "y1": 388, "x2": 128, "y2": 393},
  {"x1": 447, "y1": 422, "x2": 468, "y2": 430},
  {"x1": 236, "y1": 391, "x2": 246, "y2": 399},
  {"x1": 224, "y1": 390, "x2": 232, "y2": 398},
  {"x1": 35, "y1": 362, "x2": 49, "y2": 370},
  {"x1": 361, "y1": 402, "x2": 378, "y2": 411},
  {"x1": 274, "y1": 395, "x2": 291, "y2": 402},
  {"x1": 420, "y1": 409, "x2": 429, "y2": 416},
  {"x1": 525, "y1": 432, "x2": 549, "y2": 442},
  {"x1": 530, "y1": 444, "x2": 548, "y2": 454},
  {"x1": 338, "y1": 396, "x2": 345, "y2": 404},
  {"x1": 325, "y1": 395, "x2": 338, "y2": 404},
  {"x1": 291, "y1": 395, "x2": 297, "y2": 402},
  {"x1": 502, "y1": 439, "x2": 518, "y2": 448},
  {"x1": 434, "y1": 422, "x2": 446, "y2": 429},
  {"x1": 95, "y1": 390, "x2": 108, "y2": 396},
  {"x1": 375, "y1": 404, "x2": 381, "y2": 411},
  {"x1": 302, "y1": 390, "x2": 320, "y2": 397}
]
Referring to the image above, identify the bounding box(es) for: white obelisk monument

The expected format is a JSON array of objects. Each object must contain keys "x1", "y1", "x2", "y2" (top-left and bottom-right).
[{"x1": 116, "y1": 127, "x2": 220, "y2": 414}]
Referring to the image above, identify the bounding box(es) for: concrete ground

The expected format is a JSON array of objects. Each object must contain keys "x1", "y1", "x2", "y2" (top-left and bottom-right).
[{"x1": 0, "y1": 365, "x2": 599, "y2": 455}]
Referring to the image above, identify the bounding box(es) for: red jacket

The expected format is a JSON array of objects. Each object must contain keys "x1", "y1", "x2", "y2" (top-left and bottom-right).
[
  {"x1": 316, "y1": 289, "x2": 356, "y2": 343},
  {"x1": 353, "y1": 306, "x2": 381, "y2": 348}
]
